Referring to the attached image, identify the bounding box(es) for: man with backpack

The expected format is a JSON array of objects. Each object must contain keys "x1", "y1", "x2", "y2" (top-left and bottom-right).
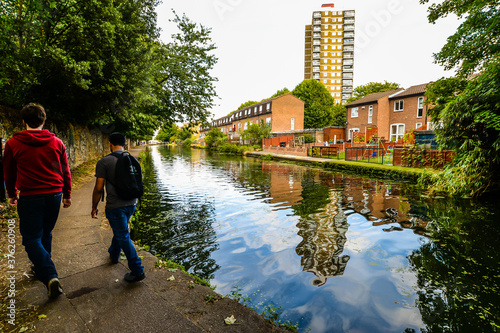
[{"x1": 91, "y1": 132, "x2": 145, "y2": 282}]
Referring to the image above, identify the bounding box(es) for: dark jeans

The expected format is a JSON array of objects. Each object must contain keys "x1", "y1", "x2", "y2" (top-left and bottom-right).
[
  {"x1": 105, "y1": 205, "x2": 144, "y2": 276},
  {"x1": 18, "y1": 192, "x2": 62, "y2": 285}
]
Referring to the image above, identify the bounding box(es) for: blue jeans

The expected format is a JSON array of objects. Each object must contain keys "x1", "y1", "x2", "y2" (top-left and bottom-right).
[
  {"x1": 105, "y1": 205, "x2": 144, "y2": 276},
  {"x1": 18, "y1": 192, "x2": 62, "y2": 286}
]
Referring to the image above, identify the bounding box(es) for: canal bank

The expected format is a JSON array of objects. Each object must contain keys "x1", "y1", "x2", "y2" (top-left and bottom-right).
[
  {"x1": 245, "y1": 151, "x2": 435, "y2": 184},
  {"x1": 7, "y1": 147, "x2": 286, "y2": 333}
]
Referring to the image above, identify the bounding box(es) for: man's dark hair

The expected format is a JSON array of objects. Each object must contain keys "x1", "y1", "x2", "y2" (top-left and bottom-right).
[
  {"x1": 21, "y1": 103, "x2": 46, "y2": 128},
  {"x1": 109, "y1": 132, "x2": 126, "y2": 146}
]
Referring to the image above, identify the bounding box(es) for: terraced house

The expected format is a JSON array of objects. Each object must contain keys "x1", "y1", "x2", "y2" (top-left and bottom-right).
[
  {"x1": 200, "y1": 93, "x2": 304, "y2": 144},
  {"x1": 345, "y1": 83, "x2": 432, "y2": 143}
]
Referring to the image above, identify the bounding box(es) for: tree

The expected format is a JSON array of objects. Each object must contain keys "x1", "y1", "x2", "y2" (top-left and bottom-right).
[
  {"x1": 420, "y1": 0, "x2": 500, "y2": 195},
  {"x1": 204, "y1": 127, "x2": 226, "y2": 149},
  {"x1": 347, "y1": 81, "x2": 400, "y2": 103},
  {"x1": 240, "y1": 122, "x2": 271, "y2": 145},
  {"x1": 425, "y1": 62, "x2": 500, "y2": 196},
  {"x1": 270, "y1": 87, "x2": 290, "y2": 98},
  {"x1": 0, "y1": 0, "x2": 160, "y2": 125},
  {"x1": 292, "y1": 79, "x2": 339, "y2": 129},
  {"x1": 150, "y1": 12, "x2": 218, "y2": 125},
  {"x1": 156, "y1": 123, "x2": 179, "y2": 142},
  {"x1": 419, "y1": 0, "x2": 500, "y2": 76},
  {"x1": 0, "y1": 4, "x2": 218, "y2": 139}
]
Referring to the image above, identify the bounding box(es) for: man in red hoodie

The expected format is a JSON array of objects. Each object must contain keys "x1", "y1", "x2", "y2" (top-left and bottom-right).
[{"x1": 3, "y1": 103, "x2": 72, "y2": 299}]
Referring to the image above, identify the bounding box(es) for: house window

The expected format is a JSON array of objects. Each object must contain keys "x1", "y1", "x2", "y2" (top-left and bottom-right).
[
  {"x1": 244, "y1": 122, "x2": 248, "y2": 130},
  {"x1": 348, "y1": 128, "x2": 360, "y2": 140},
  {"x1": 394, "y1": 100, "x2": 404, "y2": 111},
  {"x1": 368, "y1": 105, "x2": 373, "y2": 124},
  {"x1": 238, "y1": 123, "x2": 241, "y2": 130},
  {"x1": 417, "y1": 97, "x2": 424, "y2": 118},
  {"x1": 259, "y1": 105, "x2": 263, "y2": 112},
  {"x1": 351, "y1": 107, "x2": 358, "y2": 118},
  {"x1": 390, "y1": 124, "x2": 405, "y2": 142},
  {"x1": 266, "y1": 117, "x2": 271, "y2": 125},
  {"x1": 291, "y1": 118, "x2": 295, "y2": 130},
  {"x1": 416, "y1": 122, "x2": 423, "y2": 129},
  {"x1": 266, "y1": 103, "x2": 271, "y2": 111}
]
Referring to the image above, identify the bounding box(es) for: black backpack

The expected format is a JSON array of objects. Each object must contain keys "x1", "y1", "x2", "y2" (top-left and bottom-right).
[{"x1": 108, "y1": 151, "x2": 144, "y2": 200}]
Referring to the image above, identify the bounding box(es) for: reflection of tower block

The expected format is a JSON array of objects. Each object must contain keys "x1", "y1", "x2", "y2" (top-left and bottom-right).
[{"x1": 297, "y1": 202, "x2": 351, "y2": 287}]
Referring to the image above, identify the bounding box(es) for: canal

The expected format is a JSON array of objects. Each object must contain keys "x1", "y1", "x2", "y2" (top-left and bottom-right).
[{"x1": 132, "y1": 145, "x2": 500, "y2": 333}]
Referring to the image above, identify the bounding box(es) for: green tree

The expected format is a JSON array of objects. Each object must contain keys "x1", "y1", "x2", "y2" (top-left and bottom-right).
[
  {"x1": 150, "y1": 12, "x2": 218, "y2": 125},
  {"x1": 156, "y1": 123, "x2": 179, "y2": 142},
  {"x1": 420, "y1": 0, "x2": 500, "y2": 195},
  {"x1": 347, "y1": 81, "x2": 400, "y2": 103},
  {"x1": 292, "y1": 79, "x2": 338, "y2": 129},
  {"x1": 425, "y1": 62, "x2": 500, "y2": 196},
  {"x1": 240, "y1": 122, "x2": 271, "y2": 145},
  {"x1": 204, "y1": 127, "x2": 226, "y2": 149},
  {"x1": 419, "y1": 0, "x2": 500, "y2": 76},
  {"x1": 0, "y1": 0, "x2": 160, "y2": 125},
  {"x1": 0, "y1": 4, "x2": 218, "y2": 139},
  {"x1": 270, "y1": 88, "x2": 290, "y2": 98}
]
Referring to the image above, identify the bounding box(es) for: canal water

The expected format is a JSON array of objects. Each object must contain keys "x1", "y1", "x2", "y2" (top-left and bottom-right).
[{"x1": 132, "y1": 145, "x2": 500, "y2": 333}]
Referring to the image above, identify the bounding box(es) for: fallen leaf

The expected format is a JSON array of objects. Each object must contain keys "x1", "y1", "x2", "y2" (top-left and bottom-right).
[
  {"x1": 168, "y1": 268, "x2": 177, "y2": 272},
  {"x1": 167, "y1": 275, "x2": 175, "y2": 281},
  {"x1": 38, "y1": 314, "x2": 47, "y2": 320},
  {"x1": 225, "y1": 315, "x2": 236, "y2": 325}
]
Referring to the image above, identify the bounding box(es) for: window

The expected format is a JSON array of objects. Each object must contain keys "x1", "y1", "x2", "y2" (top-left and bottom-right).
[
  {"x1": 348, "y1": 128, "x2": 360, "y2": 140},
  {"x1": 417, "y1": 97, "x2": 424, "y2": 118},
  {"x1": 266, "y1": 117, "x2": 271, "y2": 125},
  {"x1": 390, "y1": 124, "x2": 405, "y2": 142},
  {"x1": 416, "y1": 122, "x2": 422, "y2": 129},
  {"x1": 259, "y1": 105, "x2": 263, "y2": 112},
  {"x1": 394, "y1": 100, "x2": 404, "y2": 111},
  {"x1": 291, "y1": 118, "x2": 295, "y2": 130},
  {"x1": 351, "y1": 107, "x2": 358, "y2": 118},
  {"x1": 244, "y1": 122, "x2": 248, "y2": 130},
  {"x1": 266, "y1": 103, "x2": 271, "y2": 111},
  {"x1": 368, "y1": 105, "x2": 373, "y2": 124}
]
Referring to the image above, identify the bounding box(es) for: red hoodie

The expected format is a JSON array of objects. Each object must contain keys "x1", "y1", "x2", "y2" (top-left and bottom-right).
[{"x1": 3, "y1": 130, "x2": 71, "y2": 199}]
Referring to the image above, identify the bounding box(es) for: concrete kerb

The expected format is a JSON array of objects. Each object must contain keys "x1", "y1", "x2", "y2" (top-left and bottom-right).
[{"x1": 21, "y1": 145, "x2": 284, "y2": 333}]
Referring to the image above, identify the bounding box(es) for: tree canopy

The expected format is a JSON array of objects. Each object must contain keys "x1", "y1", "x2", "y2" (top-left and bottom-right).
[
  {"x1": 347, "y1": 81, "x2": 400, "y2": 103},
  {"x1": 0, "y1": 2, "x2": 217, "y2": 139},
  {"x1": 421, "y1": 0, "x2": 500, "y2": 195},
  {"x1": 420, "y1": 0, "x2": 500, "y2": 76},
  {"x1": 291, "y1": 79, "x2": 345, "y2": 129}
]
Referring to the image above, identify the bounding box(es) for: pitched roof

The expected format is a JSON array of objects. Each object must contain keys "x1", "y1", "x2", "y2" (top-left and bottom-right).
[
  {"x1": 346, "y1": 88, "x2": 404, "y2": 107},
  {"x1": 389, "y1": 82, "x2": 432, "y2": 99}
]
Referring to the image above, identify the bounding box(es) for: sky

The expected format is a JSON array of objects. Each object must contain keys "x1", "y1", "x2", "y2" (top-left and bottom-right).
[{"x1": 155, "y1": 0, "x2": 462, "y2": 121}]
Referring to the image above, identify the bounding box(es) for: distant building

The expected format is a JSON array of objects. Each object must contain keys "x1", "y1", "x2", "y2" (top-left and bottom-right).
[
  {"x1": 199, "y1": 93, "x2": 304, "y2": 144},
  {"x1": 304, "y1": 6, "x2": 355, "y2": 104},
  {"x1": 345, "y1": 83, "x2": 432, "y2": 142}
]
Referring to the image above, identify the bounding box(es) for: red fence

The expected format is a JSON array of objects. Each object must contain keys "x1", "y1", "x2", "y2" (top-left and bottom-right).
[{"x1": 393, "y1": 148, "x2": 455, "y2": 168}]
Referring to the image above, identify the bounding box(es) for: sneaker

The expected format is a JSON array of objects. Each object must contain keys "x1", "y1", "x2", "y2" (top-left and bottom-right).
[
  {"x1": 47, "y1": 278, "x2": 63, "y2": 299},
  {"x1": 124, "y1": 272, "x2": 146, "y2": 283}
]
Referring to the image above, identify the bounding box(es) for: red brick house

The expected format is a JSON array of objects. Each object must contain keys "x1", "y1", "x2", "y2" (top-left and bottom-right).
[
  {"x1": 346, "y1": 83, "x2": 432, "y2": 143},
  {"x1": 200, "y1": 94, "x2": 304, "y2": 144},
  {"x1": 345, "y1": 88, "x2": 403, "y2": 142}
]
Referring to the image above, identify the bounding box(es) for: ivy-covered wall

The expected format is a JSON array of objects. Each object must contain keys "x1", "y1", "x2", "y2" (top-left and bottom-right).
[{"x1": 1, "y1": 105, "x2": 109, "y2": 168}]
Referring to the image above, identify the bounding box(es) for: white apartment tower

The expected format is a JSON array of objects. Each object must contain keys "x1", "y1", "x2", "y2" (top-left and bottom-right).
[{"x1": 304, "y1": 6, "x2": 355, "y2": 104}]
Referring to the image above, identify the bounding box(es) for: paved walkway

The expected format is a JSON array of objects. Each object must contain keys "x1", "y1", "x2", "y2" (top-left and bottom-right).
[{"x1": 18, "y1": 147, "x2": 284, "y2": 333}]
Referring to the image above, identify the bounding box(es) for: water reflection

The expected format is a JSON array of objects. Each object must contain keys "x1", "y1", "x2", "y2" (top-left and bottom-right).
[{"x1": 133, "y1": 146, "x2": 500, "y2": 333}]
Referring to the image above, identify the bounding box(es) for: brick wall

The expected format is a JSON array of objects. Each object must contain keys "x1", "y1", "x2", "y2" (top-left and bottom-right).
[
  {"x1": 271, "y1": 94, "x2": 304, "y2": 132},
  {"x1": 389, "y1": 95, "x2": 428, "y2": 135}
]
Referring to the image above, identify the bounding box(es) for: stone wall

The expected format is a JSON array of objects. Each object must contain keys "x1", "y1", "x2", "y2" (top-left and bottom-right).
[{"x1": 1, "y1": 105, "x2": 109, "y2": 169}]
